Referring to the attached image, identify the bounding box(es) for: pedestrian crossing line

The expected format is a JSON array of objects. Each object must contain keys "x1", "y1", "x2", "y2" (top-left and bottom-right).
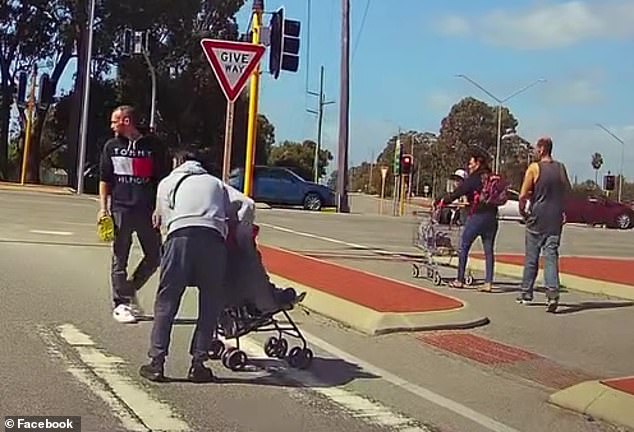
[
  {"x1": 234, "y1": 336, "x2": 434, "y2": 432},
  {"x1": 37, "y1": 325, "x2": 147, "y2": 432},
  {"x1": 38, "y1": 323, "x2": 192, "y2": 432}
]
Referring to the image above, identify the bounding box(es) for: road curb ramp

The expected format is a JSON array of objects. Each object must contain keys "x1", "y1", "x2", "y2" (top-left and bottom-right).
[
  {"x1": 549, "y1": 378, "x2": 634, "y2": 430},
  {"x1": 260, "y1": 245, "x2": 490, "y2": 336}
]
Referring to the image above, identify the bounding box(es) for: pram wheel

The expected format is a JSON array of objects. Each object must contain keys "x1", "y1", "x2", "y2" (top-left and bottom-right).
[
  {"x1": 411, "y1": 265, "x2": 420, "y2": 278},
  {"x1": 222, "y1": 347, "x2": 247, "y2": 371},
  {"x1": 288, "y1": 347, "x2": 313, "y2": 369},
  {"x1": 433, "y1": 271, "x2": 442, "y2": 286},
  {"x1": 209, "y1": 340, "x2": 225, "y2": 360},
  {"x1": 465, "y1": 274, "x2": 474, "y2": 286},
  {"x1": 264, "y1": 336, "x2": 288, "y2": 359}
]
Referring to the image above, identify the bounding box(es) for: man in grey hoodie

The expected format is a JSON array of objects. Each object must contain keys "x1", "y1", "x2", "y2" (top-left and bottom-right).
[{"x1": 140, "y1": 147, "x2": 250, "y2": 383}]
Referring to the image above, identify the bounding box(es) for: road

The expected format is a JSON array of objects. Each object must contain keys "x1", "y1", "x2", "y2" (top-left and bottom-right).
[
  {"x1": 346, "y1": 194, "x2": 634, "y2": 258},
  {"x1": 0, "y1": 189, "x2": 632, "y2": 432}
]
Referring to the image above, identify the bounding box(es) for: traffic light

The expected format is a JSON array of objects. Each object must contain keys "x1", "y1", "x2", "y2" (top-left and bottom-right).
[
  {"x1": 269, "y1": 8, "x2": 301, "y2": 79},
  {"x1": 38, "y1": 73, "x2": 53, "y2": 106},
  {"x1": 400, "y1": 154, "x2": 413, "y2": 175},
  {"x1": 15, "y1": 71, "x2": 27, "y2": 107},
  {"x1": 604, "y1": 174, "x2": 616, "y2": 191}
]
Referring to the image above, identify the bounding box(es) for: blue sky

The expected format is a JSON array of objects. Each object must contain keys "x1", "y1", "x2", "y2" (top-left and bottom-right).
[
  {"x1": 50, "y1": 0, "x2": 633, "y2": 182},
  {"x1": 234, "y1": 0, "x2": 634, "y2": 182}
]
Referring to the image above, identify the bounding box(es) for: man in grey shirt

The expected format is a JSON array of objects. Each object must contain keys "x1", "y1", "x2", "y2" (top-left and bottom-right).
[
  {"x1": 139, "y1": 146, "x2": 251, "y2": 383},
  {"x1": 518, "y1": 137, "x2": 572, "y2": 313}
]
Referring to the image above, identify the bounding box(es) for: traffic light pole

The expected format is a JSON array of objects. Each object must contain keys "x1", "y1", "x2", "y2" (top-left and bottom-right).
[
  {"x1": 20, "y1": 65, "x2": 37, "y2": 185},
  {"x1": 244, "y1": 0, "x2": 263, "y2": 197}
]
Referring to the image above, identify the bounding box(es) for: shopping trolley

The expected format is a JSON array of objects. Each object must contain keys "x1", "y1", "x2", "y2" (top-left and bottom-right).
[{"x1": 411, "y1": 205, "x2": 475, "y2": 286}]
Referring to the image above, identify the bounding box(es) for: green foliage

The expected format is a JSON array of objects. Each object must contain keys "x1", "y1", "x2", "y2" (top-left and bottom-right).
[{"x1": 268, "y1": 140, "x2": 333, "y2": 181}]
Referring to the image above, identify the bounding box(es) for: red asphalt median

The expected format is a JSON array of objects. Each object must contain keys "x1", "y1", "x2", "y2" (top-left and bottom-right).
[
  {"x1": 259, "y1": 245, "x2": 463, "y2": 313},
  {"x1": 602, "y1": 377, "x2": 634, "y2": 396}
]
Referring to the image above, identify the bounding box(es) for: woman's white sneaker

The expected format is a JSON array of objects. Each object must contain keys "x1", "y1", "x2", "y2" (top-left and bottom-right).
[{"x1": 113, "y1": 304, "x2": 138, "y2": 323}]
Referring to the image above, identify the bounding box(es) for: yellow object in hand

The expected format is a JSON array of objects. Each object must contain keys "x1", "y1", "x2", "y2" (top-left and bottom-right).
[{"x1": 97, "y1": 215, "x2": 115, "y2": 242}]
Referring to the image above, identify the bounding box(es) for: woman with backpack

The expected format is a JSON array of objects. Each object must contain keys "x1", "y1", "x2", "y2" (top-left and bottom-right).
[{"x1": 435, "y1": 150, "x2": 502, "y2": 292}]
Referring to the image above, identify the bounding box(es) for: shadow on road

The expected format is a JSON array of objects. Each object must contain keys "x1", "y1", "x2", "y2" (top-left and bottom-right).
[
  {"x1": 136, "y1": 316, "x2": 379, "y2": 388},
  {"x1": 533, "y1": 300, "x2": 634, "y2": 315}
]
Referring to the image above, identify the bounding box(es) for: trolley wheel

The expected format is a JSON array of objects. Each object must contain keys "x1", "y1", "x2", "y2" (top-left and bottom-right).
[
  {"x1": 433, "y1": 271, "x2": 442, "y2": 286},
  {"x1": 411, "y1": 265, "x2": 420, "y2": 278},
  {"x1": 276, "y1": 338, "x2": 289, "y2": 359},
  {"x1": 208, "y1": 340, "x2": 225, "y2": 360},
  {"x1": 223, "y1": 349, "x2": 247, "y2": 371},
  {"x1": 426, "y1": 268, "x2": 434, "y2": 279},
  {"x1": 288, "y1": 347, "x2": 313, "y2": 369},
  {"x1": 264, "y1": 336, "x2": 279, "y2": 358},
  {"x1": 465, "y1": 274, "x2": 474, "y2": 286}
]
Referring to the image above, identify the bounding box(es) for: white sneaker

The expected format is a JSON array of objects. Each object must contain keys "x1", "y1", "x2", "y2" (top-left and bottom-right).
[
  {"x1": 130, "y1": 295, "x2": 144, "y2": 317},
  {"x1": 113, "y1": 304, "x2": 138, "y2": 323}
]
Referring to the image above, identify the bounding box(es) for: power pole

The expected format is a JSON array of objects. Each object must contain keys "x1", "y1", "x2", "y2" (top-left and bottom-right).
[
  {"x1": 307, "y1": 65, "x2": 334, "y2": 183},
  {"x1": 336, "y1": 0, "x2": 350, "y2": 212}
]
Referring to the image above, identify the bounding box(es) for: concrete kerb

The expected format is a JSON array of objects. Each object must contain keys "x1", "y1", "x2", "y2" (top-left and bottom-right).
[
  {"x1": 0, "y1": 182, "x2": 74, "y2": 195},
  {"x1": 268, "y1": 273, "x2": 490, "y2": 336},
  {"x1": 549, "y1": 380, "x2": 634, "y2": 430},
  {"x1": 435, "y1": 256, "x2": 634, "y2": 301}
]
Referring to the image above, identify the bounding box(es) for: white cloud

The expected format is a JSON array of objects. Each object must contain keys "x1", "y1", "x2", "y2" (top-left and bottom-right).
[
  {"x1": 519, "y1": 122, "x2": 634, "y2": 181},
  {"x1": 437, "y1": 1, "x2": 634, "y2": 49},
  {"x1": 545, "y1": 77, "x2": 604, "y2": 105},
  {"x1": 435, "y1": 16, "x2": 471, "y2": 37}
]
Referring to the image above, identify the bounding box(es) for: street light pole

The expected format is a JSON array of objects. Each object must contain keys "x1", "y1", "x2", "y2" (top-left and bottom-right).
[
  {"x1": 76, "y1": 0, "x2": 96, "y2": 195},
  {"x1": 142, "y1": 50, "x2": 157, "y2": 132},
  {"x1": 455, "y1": 74, "x2": 546, "y2": 174},
  {"x1": 596, "y1": 123, "x2": 626, "y2": 202}
]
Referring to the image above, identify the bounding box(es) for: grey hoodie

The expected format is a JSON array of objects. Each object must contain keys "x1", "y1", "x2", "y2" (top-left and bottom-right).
[{"x1": 156, "y1": 161, "x2": 254, "y2": 238}]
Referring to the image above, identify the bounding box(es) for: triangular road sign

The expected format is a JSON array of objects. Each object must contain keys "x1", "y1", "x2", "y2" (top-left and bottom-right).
[{"x1": 200, "y1": 39, "x2": 266, "y2": 102}]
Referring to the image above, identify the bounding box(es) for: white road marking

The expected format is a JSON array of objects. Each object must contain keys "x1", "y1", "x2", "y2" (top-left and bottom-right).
[
  {"x1": 234, "y1": 336, "x2": 434, "y2": 432},
  {"x1": 45, "y1": 324, "x2": 191, "y2": 432},
  {"x1": 259, "y1": 222, "x2": 394, "y2": 254},
  {"x1": 297, "y1": 330, "x2": 522, "y2": 432},
  {"x1": 30, "y1": 229, "x2": 73, "y2": 236},
  {"x1": 37, "y1": 325, "x2": 147, "y2": 432}
]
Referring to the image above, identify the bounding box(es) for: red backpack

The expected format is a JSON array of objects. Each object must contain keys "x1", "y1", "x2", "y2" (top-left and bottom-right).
[{"x1": 475, "y1": 173, "x2": 509, "y2": 208}]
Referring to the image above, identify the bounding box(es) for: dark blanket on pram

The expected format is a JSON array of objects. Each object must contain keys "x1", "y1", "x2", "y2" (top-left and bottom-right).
[{"x1": 223, "y1": 226, "x2": 301, "y2": 316}]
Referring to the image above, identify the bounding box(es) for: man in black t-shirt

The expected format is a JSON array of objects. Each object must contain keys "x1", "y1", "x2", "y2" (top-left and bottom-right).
[{"x1": 99, "y1": 105, "x2": 170, "y2": 324}]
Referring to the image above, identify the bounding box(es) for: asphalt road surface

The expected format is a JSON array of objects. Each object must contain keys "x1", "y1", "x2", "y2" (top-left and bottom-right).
[{"x1": 0, "y1": 189, "x2": 631, "y2": 432}]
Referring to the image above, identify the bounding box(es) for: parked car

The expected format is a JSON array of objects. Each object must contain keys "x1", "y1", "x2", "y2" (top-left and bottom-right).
[
  {"x1": 497, "y1": 189, "x2": 634, "y2": 229},
  {"x1": 565, "y1": 195, "x2": 634, "y2": 229},
  {"x1": 228, "y1": 166, "x2": 336, "y2": 211},
  {"x1": 498, "y1": 189, "x2": 524, "y2": 222}
]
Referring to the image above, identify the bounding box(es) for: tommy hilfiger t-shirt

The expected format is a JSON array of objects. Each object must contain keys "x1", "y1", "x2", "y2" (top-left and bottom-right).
[{"x1": 99, "y1": 135, "x2": 170, "y2": 212}]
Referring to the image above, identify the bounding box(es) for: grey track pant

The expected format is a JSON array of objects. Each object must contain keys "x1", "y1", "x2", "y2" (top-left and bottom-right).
[{"x1": 148, "y1": 226, "x2": 227, "y2": 363}]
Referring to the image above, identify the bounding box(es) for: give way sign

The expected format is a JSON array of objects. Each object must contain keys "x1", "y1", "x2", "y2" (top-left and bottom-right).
[{"x1": 200, "y1": 39, "x2": 266, "y2": 102}]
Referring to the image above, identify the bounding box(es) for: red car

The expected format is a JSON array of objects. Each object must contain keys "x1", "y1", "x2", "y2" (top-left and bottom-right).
[{"x1": 565, "y1": 195, "x2": 634, "y2": 230}]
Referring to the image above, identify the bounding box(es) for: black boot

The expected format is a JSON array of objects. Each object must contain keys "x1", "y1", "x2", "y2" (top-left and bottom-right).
[
  {"x1": 188, "y1": 362, "x2": 215, "y2": 383},
  {"x1": 139, "y1": 359, "x2": 165, "y2": 382}
]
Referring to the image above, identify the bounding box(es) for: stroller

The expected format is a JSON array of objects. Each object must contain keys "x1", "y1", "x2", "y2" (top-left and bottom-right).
[
  {"x1": 208, "y1": 223, "x2": 313, "y2": 372},
  {"x1": 411, "y1": 205, "x2": 475, "y2": 286}
]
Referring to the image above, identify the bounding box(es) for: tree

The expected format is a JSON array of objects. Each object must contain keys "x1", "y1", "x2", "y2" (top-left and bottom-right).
[
  {"x1": 268, "y1": 140, "x2": 333, "y2": 181},
  {"x1": 591, "y1": 152, "x2": 603, "y2": 188},
  {"x1": 0, "y1": 0, "x2": 60, "y2": 178}
]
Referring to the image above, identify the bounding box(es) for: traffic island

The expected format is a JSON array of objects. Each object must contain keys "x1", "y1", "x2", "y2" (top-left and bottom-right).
[
  {"x1": 459, "y1": 254, "x2": 634, "y2": 301},
  {"x1": 549, "y1": 376, "x2": 634, "y2": 430},
  {"x1": 259, "y1": 245, "x2": 489, "y2": 336}
]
